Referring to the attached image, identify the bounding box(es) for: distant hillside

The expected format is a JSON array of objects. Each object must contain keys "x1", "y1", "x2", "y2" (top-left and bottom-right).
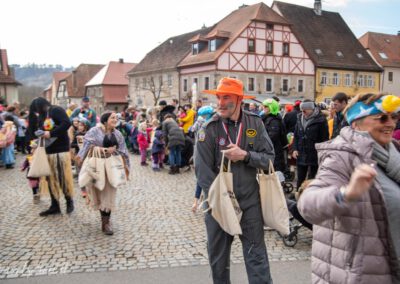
[{"x1": 11, "y1": 63, "x2": 74, "y2": 88}]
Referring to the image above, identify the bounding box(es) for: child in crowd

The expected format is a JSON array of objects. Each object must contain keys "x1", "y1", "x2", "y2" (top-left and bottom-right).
[
  {"x1": 0, "y1": 116, "x2": 17, "y2": 169},
  {"x1": 71, "y1": 118, "x2": 90, "y2": 198},
  {"x1": 21, "y1": 140, "x2": 40, "y2": 203},
  {"x1": 126, "y1": 120, "x2": 139, "y2": 154},
  {"x1": 151, "y1": 130, "x2": 165, "y2": 171},
  {"x1": 177, "y1": 106, "x2": 186, "y2": 128},
  {"x1": 137, "y1": 122, "x2": 149, "y2": 166}
]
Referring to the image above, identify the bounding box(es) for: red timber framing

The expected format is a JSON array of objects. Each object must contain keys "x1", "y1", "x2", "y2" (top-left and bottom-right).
[{"x1": 218, "y1": 22, "x2": 313, "y2": 75}]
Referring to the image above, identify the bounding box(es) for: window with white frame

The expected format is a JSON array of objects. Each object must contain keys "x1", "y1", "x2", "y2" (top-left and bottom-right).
[
  {"x1": 332, "y1": 73, "x2": 339, "y2": 86},
  {"x1": 183, "y1": 79, "x2": 188, "y2": 92},
  {"x1": 282, "y1": 78, "x2": 289, "y2": 92},
  {"x1": 248, "y1": 39, "x2": 255, "y2": 53},
  {"x1": 266, "y1": 41, "x2": 273, "y2": 55},
  {"x1": 357, "y1": 74, "x2": 365, "y2": 87},
  {"x1": 367, "y1": 75, "x2": 374, "y2": 87},
  {"x1": 209, "y1": 39, "x2": 216, "y2": 52},
  {"x1": 192, "y1": 43, "x2": 199, "y2": 55},
  {"x1": 266, "y1": 78, "x2": 273, "y2": 92},
  {"x1": 344, "y1": 73, "x2": 352, "y2": 87},
  {"x1": 204, "y1": 77, "x2": 210, "y2": 90},
  {"x1": 168, "y1": 74, "x2": 172, "y2": 87},
  {"x1": 248, "y1": 77, "x2": 255, "y2": 91},
  {"x1": 320, "y1": 72, "x2": 327, "y2": 86},
  {"x1": 297, "y1": 79, "x2": 304, "y2": 93},
  {"x1": 135, "y1": 78, "x2": 140, "y2": 90}
]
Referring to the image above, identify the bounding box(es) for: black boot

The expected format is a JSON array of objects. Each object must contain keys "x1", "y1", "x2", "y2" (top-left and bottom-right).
[
  {"x1": 174, "y1": 166, "x2": 180, "y2": 174},
  {"x1": 39, "y1": 200, "x2": 61, "y2": 216},
  {"x1": 168, "y1": 166, "x2": 176, "y2": 175},
  {"x1": 66, "y1": 197, "x2": 74, "y2": 214}
]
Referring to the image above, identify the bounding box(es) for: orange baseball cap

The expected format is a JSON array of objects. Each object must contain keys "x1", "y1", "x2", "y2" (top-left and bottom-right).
[{"x1": 203, "y1": 77, "x2": 255, "y2": 99}]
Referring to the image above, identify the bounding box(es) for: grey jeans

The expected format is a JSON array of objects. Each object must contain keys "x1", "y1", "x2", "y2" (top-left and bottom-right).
[{"x1": 205, "y1": 203, "x2": 273, "y2": 284}]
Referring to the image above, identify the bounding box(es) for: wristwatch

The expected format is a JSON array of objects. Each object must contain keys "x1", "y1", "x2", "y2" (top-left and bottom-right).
[{"x1": 244, "y1": 151, "x2": 251, "y2": 164}]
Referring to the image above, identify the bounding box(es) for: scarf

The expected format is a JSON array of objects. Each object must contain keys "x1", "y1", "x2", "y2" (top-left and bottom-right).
[
  {"x1": 301, "y1": 108, "x2": 319, "y2": 130},
  {"x1": 372, "y1": 142, "x2": 400, "y2": 184}
]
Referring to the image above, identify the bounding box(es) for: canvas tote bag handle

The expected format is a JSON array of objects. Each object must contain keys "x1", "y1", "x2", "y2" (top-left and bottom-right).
[
  {"x1": 268, "y1": 159, "x2": 276, "y2": 175},
  {"x1": 220, "y1": 151, "x2": 232, "y2": 173}
]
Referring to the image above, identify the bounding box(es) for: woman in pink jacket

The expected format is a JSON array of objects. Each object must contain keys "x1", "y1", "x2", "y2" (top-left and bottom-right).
[{"x1": 298, "y1": 93, "x2": 400, "y2": 283}]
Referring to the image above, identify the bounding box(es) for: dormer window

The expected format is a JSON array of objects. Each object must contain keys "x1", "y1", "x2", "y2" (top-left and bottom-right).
[
  {"x1": 192, "y1": 43, "x2": 199, "y2": 55},
  {"x1": 379, "y1": 52, "x2": 388, "y2": 59},
  {"x1": 336, "y1": 51, "x2": 344, "y2": 58},
  {"x1": 356, "y1": 53, "x2": 363, "y2": 59},
  {"x1": 209, "y1": 39, "x2": 216, "y2": 52},
  {"x1": 315, "y1": 49, "x2": 323, "y2": 55}
]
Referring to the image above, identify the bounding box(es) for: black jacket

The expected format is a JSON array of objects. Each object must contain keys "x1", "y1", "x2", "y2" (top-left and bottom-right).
[
  {"x1": 158, "y1": 105, "x2": 176, "y2": 123},
  {"x1": 261, "y1": 113, "x2": 288, "y2": 172},
  {"x1": 283, "y1": 109, "x2": 300, "y2": 134},
  {"x1": 331, "y1": 112, "x2": 348, "y2": 139},
  {"x1": 293, "y1": 110, "x2": 329, "y2": 166},
  {"x1": 30, "y1": 106, "x2": 71, "y2": 154}
]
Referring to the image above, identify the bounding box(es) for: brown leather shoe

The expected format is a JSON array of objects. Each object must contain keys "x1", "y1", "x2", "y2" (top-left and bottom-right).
[{"x1": 101, "y1": 216, "x2": 114, "y2": 235}]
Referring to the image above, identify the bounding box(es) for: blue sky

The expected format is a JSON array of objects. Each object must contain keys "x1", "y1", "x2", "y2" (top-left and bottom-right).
[{"x1": 1, "y1": 0, "x2": 399, "y2": 67}]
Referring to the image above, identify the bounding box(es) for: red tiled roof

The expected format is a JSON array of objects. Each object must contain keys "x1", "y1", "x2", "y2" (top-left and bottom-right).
[
  {"x1": 273, "y1": 1, "x2": 381, "y2": 71},
  {"x1": 178, "y1": 2, "x2": 288, "y2": 68},
  {"x1": 53, "y1": 72, "x2": 70, "y2": 85},
  {"x1": 103, "y1": 61, "x2": 136, "y2": 85},
  {"x1": 61, "y1": 64, "x2": 104, "y2": 98},
  {"x1": 0, "y1": 49, "x2": 21, "y2": 85},
  {"x1": 188, "y1": 34, "x2": 208, "y2": 43},
  {"x1": 359, "y1": 32, "x2": 400, "y2": 68},
  {"x1": 128, "y1": 26, "x2": 214, "y2": 75}
]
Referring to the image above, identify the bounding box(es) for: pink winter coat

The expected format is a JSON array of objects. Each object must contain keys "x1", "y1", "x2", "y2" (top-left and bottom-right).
[
  {"x1": 137, "y1": 131, "x2": 149, "y2": 151},
  {"x1": 298, "y1": 127, "x2": 399, "y2": 284}
]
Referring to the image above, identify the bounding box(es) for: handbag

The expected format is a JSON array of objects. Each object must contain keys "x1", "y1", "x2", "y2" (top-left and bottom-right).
[
  {"x1": 258, "y1": 160, "x2": 290, "y2": 236},
  {"x1": 78, "y1": 147, "x2": 106, "y2": 190},
  {"x1": 105, "y1": 154, "x2": 127, "y2": 188},
  {"x1": 28, "y1": 138, "x2": 51, "y2": 178},
  {"x1": 205, "y1": 151, "x2": 242, "y2": 236}
]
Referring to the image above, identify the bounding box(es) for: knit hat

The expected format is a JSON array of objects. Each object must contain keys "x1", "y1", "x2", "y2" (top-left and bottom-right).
[
  {"x1": 346, "y1": 95, "x2": 400, "y2": 124},
  {"x1": 300, "y1": 101, "x2": 315, "y2": 111},
  {"x1": 159, "y1": 100, "x2": 167, "y2": 106},
  {"x1": 262, "y1": 98, "x2": 280, "y2": 115}
]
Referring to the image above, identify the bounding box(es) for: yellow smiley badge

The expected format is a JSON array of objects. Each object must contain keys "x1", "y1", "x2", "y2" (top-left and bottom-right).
[{"x1": 246, "y1": 129, "x2": 257, "y2": 138}]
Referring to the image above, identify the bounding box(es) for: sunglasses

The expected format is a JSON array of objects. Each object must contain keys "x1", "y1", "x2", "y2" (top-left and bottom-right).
[{"x1": 371, "y1": 113, "x2": 399, "y2": 123}]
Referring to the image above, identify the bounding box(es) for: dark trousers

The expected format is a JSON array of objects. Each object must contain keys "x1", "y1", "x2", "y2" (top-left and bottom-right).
[
  {"x1": 205, "y1": 204, "x2": 273, "y2": 284},
  {"x1": 296, "y1": 164, "x2": 318, "y2": 190}
]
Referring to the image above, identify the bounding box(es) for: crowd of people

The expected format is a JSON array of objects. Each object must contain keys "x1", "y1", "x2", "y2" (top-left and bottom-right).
[{"x1": 1, "y1": 76, "x2": 400, "y2": 282}]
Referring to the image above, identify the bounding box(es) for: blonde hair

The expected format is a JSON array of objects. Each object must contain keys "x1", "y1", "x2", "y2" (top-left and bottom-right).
[
  {"x1": 139, "y1": 122, "x2": 147, "y2": 131},
  {"x1": 152, "y1": 119, "x2": 160, "y2": 127}
]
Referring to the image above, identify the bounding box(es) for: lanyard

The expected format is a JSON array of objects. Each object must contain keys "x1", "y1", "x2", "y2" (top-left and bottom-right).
[{"x1": 221, "y1": 121, "x2": 243, "y2": 146}]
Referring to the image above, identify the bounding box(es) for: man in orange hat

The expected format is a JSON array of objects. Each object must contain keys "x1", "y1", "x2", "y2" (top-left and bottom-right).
[{"x1": 195, "y1": 77, "x2": 275, "y2": 283}]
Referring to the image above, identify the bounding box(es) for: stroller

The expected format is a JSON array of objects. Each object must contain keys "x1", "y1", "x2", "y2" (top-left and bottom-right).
[{"x1": 277, "y1": 179, "x2": 313, "y2": 247}]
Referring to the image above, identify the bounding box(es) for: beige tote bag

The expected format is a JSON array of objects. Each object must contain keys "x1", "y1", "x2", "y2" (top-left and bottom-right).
[
  {"x1": 258, "y1": 160, "x2": 290, "y2": 236},
  {"x1": 78, "y1": 147, "x2": 106, "y2": 190},
  {"x1": 105, "y1": 154, "x2": 127, "y2": 188},
  {"x1": 28, "y1": 138, "x2": 51, "y2": 178},
  {"x1": 206, "y1": 151, "x2": 242, "y2": 236}
]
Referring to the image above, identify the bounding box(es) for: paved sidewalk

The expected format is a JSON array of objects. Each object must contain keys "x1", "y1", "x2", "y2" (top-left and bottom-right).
[
  {"x1": 0, "y1": 154, "x2": 311, "y2": 280},
  {"x1": 2, "y1": 261, "x2": 311, "y2": 284}
]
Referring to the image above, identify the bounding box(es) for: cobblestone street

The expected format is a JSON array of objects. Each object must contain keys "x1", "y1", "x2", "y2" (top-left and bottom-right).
[{"x1": 0, "y1": 154, "x2": 311, "y2": 279}]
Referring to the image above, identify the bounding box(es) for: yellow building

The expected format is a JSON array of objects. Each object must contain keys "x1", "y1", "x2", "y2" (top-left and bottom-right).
[
  {"x1": 273, "y1": 1, "x2": 382, "y2": 103},
  {"x1": 315, "y1": 68, "x2": 380, "y2": 102}
]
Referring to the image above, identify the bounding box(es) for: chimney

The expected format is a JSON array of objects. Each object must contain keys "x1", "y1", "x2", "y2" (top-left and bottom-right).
[
  {"x1": 119, "y1": 58, "x2": 124, "y2": 63},
  {"x1": 314, "y1": 0, "x2": 322, "y2": 16}
]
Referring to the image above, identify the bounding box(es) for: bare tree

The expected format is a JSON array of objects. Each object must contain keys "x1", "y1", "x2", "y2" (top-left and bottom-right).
[{"x1": 141, "y1": 76, "x2": 166, "y2": 106}]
